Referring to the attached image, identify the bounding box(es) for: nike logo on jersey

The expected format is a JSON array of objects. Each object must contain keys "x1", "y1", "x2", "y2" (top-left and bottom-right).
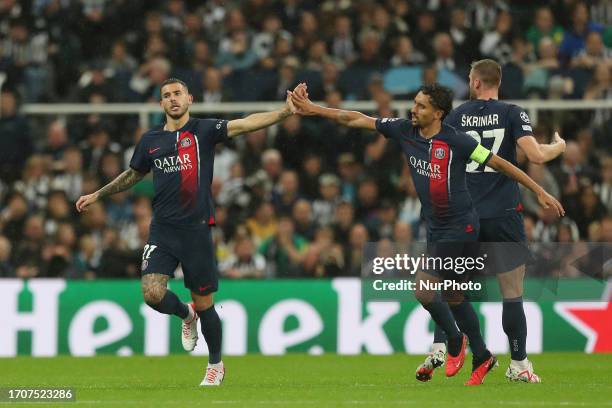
[{"x1": 148, "y1": 147, "x2": 160, "y2": 154}]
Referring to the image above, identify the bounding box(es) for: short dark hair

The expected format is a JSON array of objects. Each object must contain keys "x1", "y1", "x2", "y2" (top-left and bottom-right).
[
  {"x1": 160, "y1": 78, "x2": 188, "y2": 97},
  {"x1": 418, "y1": 84, "x2": 454, "y2": 119},
  {"x1": 470, "y1": 59, "x2": 502, "y2": 88}
]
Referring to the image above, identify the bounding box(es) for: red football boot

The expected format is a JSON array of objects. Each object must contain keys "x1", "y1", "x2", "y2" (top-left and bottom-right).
[{"x1": 445, "y1": 334, "x2": 467, "y2": 377}]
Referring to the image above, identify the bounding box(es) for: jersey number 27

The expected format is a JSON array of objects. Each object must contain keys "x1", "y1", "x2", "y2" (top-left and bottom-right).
[{"x1": 466, "y1": 128, "x2": 505, "y2": 173}]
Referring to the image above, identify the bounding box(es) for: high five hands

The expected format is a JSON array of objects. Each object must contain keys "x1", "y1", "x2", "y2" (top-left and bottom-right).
[{"x1": 287, "y1": 83, "x2": 317, "y2": 115}]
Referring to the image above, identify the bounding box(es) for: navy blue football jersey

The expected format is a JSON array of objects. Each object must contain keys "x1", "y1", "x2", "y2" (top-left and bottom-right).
[
  {"x1": 444, "y1": 100, "x2": 532, "y2": 218},
  {"x1": 376, "y1": 118, "x2": 492, "y2": 230},
  {"x1": 130, "y1": 117, "x2": 229, "y2": 225}
]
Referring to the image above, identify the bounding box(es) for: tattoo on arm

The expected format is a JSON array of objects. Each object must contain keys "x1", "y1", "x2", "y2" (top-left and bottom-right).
[
  {"x1": 97, "y1": 168, "x2": 145, "y2": 199},
  {"x1": 278, "y1": 109, "x2": 292, "y2": 121}
]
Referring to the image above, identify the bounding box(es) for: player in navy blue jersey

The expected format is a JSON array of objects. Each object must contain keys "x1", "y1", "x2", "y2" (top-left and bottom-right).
[
  {"x1": 76, "y1": 78, "x2": 303, "y2": 386},
  {"x1": 418, "y1": 59, "x2": 566, "y2": 384},
  {"x1": 289, "y1": 83, "x2": 564, "y2": 385}
]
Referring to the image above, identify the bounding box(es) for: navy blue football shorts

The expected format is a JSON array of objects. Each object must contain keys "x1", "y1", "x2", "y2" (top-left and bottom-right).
[
  {"x1": 141, "y1": 221, "x2": 218, "y2": 296},
  {"x1": 478, "y1": 211, "x2": 533, "y2": 274},
  {"x1": 424, "y1": 219, "x2": 480, "y2": 280}
]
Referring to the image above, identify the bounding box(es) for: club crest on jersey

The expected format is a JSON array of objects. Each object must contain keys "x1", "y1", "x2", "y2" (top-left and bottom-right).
[
  {"x1": 434, "y1": 147, "x2": 446, "y2": 159},
  {"x1": 520, "y1": 111, "x2": 530, "y2": 123},
  {"x1": 180, "y1": 137, "x2": 192, "y2": 148}
]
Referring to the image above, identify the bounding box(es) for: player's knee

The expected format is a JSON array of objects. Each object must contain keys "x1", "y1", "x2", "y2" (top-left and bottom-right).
[
  {"x1": 142, "y1": 284, "x2": 167, "y2": 306},
  {"x1": 191, "y1": 293, "x2": 213, "y2": 311}
]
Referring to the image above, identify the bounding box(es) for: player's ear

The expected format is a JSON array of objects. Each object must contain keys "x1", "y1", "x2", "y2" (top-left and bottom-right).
[{"x1": 188, "y1": 93, "x2": 194, "y2": 105}]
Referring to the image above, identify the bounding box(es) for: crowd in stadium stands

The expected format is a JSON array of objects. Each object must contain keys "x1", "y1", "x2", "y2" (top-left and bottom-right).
[{"x1": 0, "y1": 0, "x2": 610, "y2": 280}]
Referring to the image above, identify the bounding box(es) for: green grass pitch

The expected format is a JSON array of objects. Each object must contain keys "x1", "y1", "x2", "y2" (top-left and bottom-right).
[{"x1": 2, "y1": 353, "x2": 611, "y2": 407}]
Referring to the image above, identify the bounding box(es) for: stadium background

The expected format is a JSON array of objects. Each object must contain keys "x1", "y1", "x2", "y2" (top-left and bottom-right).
[{"x1": 0, "y1": 0, "x2": 610, "y2": 357}]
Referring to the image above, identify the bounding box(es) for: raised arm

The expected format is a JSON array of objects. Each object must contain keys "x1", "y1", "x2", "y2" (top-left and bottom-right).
[
  {"x1": 226, "y1": 84, "x2": 305, "y2": 138},
  {"x1": 517, "y1": 131, "x2": 566, "y2": 164},
  {"x1": 289, "y1": 88, "x2": 377, "y2": 130},
  {"x1": 486, "y1": 154, "x2": 565, "y2": 216},
  {"x1": 227, "y1": 107, "x2": 294, "y2": 138},
  {"x1": 76, "y1": 168, "x2": 145, "y2": 212}
]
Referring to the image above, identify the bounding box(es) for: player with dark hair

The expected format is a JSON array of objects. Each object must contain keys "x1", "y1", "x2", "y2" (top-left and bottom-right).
[
  {"x1": 76, "y1": 78, "x2": 301, "y2": 386},
  {"x1": 416, "y1": 59, "x2": 566, "y2": 384},
  {"x1": 289, "y1": 83, "x2": 564, "y2": 385}
]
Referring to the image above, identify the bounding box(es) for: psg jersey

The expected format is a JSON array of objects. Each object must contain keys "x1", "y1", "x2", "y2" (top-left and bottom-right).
[
  {"x1": 130, "y1": 117, "x2": 229, "y2": 225},
  {"x1": 376, "y1": 118, "x2": 491, "y2": 230},
  {"x1": 444, "y1": 99, "x2": 533, "y2": 218}
]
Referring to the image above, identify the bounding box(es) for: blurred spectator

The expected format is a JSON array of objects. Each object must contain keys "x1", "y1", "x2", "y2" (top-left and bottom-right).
[
  {"x1": 520, "y1": 163, "x2": 561, "y2": 216},
  {"x1": 302, "y1": 226, "x2": 344, "y2": 277},
  {"x1": 240, "y1": 129, "x2": 270, "y2": 175},
  {"x1": 0, "y1": 235, "x2": 13, "y2": 277},
  {"x1": 293, "y1": 10, "x2": 318, "y2": 58},
  {"x1": 352, "y1": 29, "x2": 386, "y2": 71},
  {"x1": 42, "y1": 120, "x2": 69, "y2": 162},
  {"x1": 466, "y1": 0, "x2": 507, "y2": 31},
  {"x1": 78, "y1": 60, "x2": 115, "y2": 102},
  {"x1": 343, "y1": 223, "x2": 369, "y2": 276},
  {"x1": 313, "y1": 174, "x2": 341, "y2": 226},
  {"x1": 107, "y1": 40, "x2": 138, "y2": 75},
  {"x1": 13, "y1": 155, "x2": 51, "y2": 211},
  {"x1": 51, "y1": 146, "x2": 84, "y2": 203},
  {"x1": 299, "y1": 154, "x2": 323, "y2": 200},
  {"x1": 448, "y1": 8, "x2": 482, "y2": 67},
  {"x1": 571, "y1": 31, "x2": 611, "y2": 69},
  {"x1": 390, "y1": 36, "x2": 426, "y2": 67},
  {"x1": 559, "y1": 1, "x2": 605, "y2": 65},
  {"x1": 79, "y1": 125, "x2": 122, "y2": 174},
  {"x1": 202, "y1": 67, "x2": 231, "y2": 103},
  {"x1": 573, "y1": 183, "x2": 607, "y2": 238},
  {"x1": 526, "y1": 6, "x2": 564, "y2": 54},
  {"x1": 272, "y1": 170, "x2": 301, "y2": 216},
  {"x1": 601, "y1": 216, "x2": 612, "y2": 242},
  {"x1": 44, "y1": 190, "x2": 72, "y2": 237},
  {"x1": 246, "y1": 201, "x2": 277, "y2": 246},
  {"x1": 12, "y1": 214, "x2": 45, "y2": 278},
  {"x1": 220, "y1": 234, "x2": 266, "y2": 279},
  {"x1": 261, "y1": 148, "x2": 283, "y2": 185},
  {"x1": 332, "y1": 200, "x2": 355, "y2": 248},
  {"x1": 594, "y1": 157, "x2": 612, "y2": 213},
  {"x1": 480, "y1": 10, "x2": 516, "y2": 65},
  {"x1": 433, "y1": 32, "x2": 462, "y2": 73},
  {"x1": 0, "y1": 18, "x2": 50, "y2": 101},
  {"x1": 330, "y1": 14, "x2": 356, "y2": 63},
  {"x1": 393, "y1": 221, "x2": 413, "y2": 254},
  {"x1": 274, "y1": 114, "x2": 310, "y2": 170},
  {"x1": 292, "y1": 199, "x2": 316, "y2": 241},
  {"x1": 72, "y1": 234, "x2": 100, "y2": 279},
  {"x1": 0, "y1": 192, "x2": 28, "y2": 243},
  {"x1": 252, "y1": 14, "x2": 289, "y2": 62},
  {"x1": 97, "y1": 227, "x2": 139, "y2": 279},
  {"x1": 216, "y1": 31, "x2": 258, "y2": 77},
  {"x1": 337, "y1": 153, "x2": 360, "y2": 203},
  {"x1": 259, "y1": 216, "x2": 308, "y2": 277},
  {"x1": 0, "y1": 89, "x2": 32, "y2": 185},
  {"x1": 412, "y1": 11, "x2": 437, "y2": 61},
  {"x1": 583, "y1": 64, "x2": 611, "y2": 126},
  {"x1": 552, "y1": 141, "x2": 598, "y2": 210}
]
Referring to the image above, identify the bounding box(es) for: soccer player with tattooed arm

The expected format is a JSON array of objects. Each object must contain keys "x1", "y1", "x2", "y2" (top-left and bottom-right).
[
  {"x1": 289, "y1": 83, "x2": 564, "y2": 385},
  {"x1": 76, "y1": 78, "x2": 301, "y2": 386}
]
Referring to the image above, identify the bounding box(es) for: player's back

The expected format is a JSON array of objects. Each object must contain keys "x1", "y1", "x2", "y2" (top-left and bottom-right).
[{"x1": 444, "y1": 99, "x2": 533, "y2": 219}]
